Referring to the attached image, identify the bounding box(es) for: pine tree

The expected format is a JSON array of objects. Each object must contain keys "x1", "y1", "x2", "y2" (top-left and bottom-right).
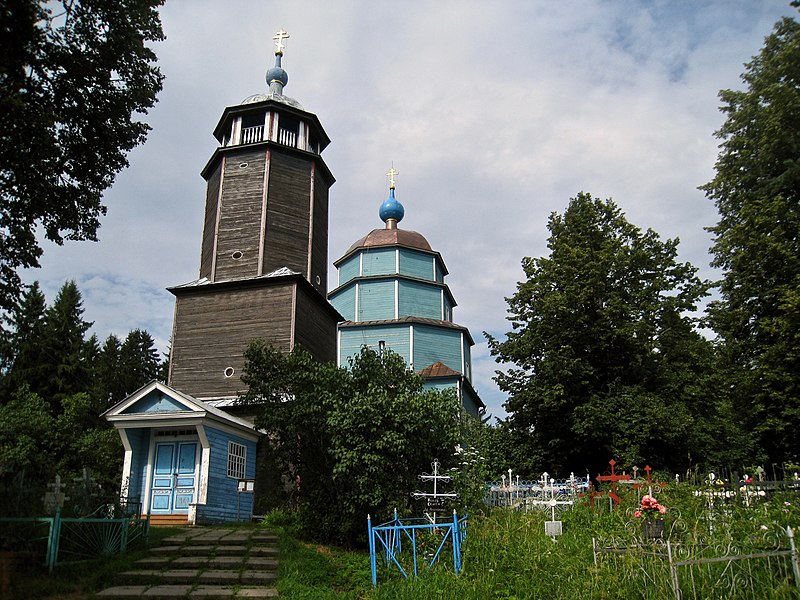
[
  {"x1": 37, "y1": 280, "x2": 93, "y2": 405},
  {"x1": 0, "y1": 281, "x2": 47, "y2": 399}
]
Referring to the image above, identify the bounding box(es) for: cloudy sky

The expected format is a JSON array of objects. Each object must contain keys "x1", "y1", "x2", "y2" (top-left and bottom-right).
[{"x1": 24, "y1": 1, "x2": 797, "y2": 418}]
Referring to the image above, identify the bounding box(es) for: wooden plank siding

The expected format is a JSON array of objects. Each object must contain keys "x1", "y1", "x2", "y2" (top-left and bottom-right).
[
  {"x1": 311, "y1": 166, "x2": 330, "y2": 295},
  {"x1": 339, "y1": 324, "x2": 411, "y2": 366},
  {"x1": 413, "y1": 325, "x2": 463, "y2": 375},
  {"x1": 357, "y1": 280, "x2": 395, "y2": 321},
  {"x1": 293, "y1": 284, "x2": 339, "y2": 363},
  {"x1": 195, "y1": 425, "x2": 257, "y2": 523},
  {"x1": 362, "y1": 248, "x2": 396, "y2": 276},
  {"x1": 337, "y1": 255, "x2": 359, "y2": 287},
  {"x1": 398, "y1": 279, "x2": 443, "y2": 320},
  {"x1": 399, "y1": 248, "x2": 436, "y2": 281},
  {"x1": 200, "y1": 161, "x2": 223, "y2": 280},
  {"x1": 126, "y1": 428, "x2": 149, "y2": 505},
  {"x1": 263, "y1": 151, "x2": 313, "y2": 276},
  {"x1": 169, "y1": 282, "x2": 296, "y2": 399},
  {"x1": 214, "y1": 149, "x2": 267, "y2": 281},
  {"x1": 329, "y1": 284, "x2": 356, "y2": 321}
]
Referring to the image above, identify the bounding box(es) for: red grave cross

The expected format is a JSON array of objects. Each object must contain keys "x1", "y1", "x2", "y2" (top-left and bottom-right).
[{"x1": 595, "y1": 458, "x2": 631, "y2": 506}]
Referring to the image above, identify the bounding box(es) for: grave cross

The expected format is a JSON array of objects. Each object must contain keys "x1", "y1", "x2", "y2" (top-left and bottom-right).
[
  {"x1": 43, "y1": 474, "x2": 68, "y2": 515},
  {"x1": 595, "y1": 459, "x2": 631, "y2": 509},
  {"x1": 412, "y1": 459, "x2": 458, "y2": 522}
]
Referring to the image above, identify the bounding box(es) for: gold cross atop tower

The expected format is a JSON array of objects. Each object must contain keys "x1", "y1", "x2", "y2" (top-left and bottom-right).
[
  {"x1": 273, "y1": 29, "x2": 290, "y2": 55},
  {"x1": 386, "y1": 164, "x2": 399, "y2": 189}
]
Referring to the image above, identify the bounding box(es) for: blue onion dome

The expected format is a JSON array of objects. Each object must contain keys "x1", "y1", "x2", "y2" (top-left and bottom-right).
[
  {"x1": 266, "y1": 64, "x2": 288, "y2": 88},
  {"x1": 379, "y1": 188, "x2": 405, "y2": 224}
]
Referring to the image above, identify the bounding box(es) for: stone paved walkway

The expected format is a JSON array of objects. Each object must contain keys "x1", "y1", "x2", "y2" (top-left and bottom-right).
[{"x1": 95, "y1": 527, "x2": 279, "y2": 599}]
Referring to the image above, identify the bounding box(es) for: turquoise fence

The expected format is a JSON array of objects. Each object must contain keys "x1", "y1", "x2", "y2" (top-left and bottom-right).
[
  {"x1": 367, "y1": 510, "x2": 467, "y2": 586},
  {"x1": 0, "y1": 506, "x2": 149, "y2": 572}
]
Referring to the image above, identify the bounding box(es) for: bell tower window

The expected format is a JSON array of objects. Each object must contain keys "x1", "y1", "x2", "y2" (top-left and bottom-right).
[
  {"x1": 241, "y1": 113, "x2": 265, "y2": 145},
  {"x1": 278, "y1": 115, "x2": 299, "y2": 148}
]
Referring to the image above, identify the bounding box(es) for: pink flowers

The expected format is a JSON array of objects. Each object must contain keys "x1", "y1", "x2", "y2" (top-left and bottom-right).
[{"x1": 634, "y1": 495, "x2": 667, "y2": 519}]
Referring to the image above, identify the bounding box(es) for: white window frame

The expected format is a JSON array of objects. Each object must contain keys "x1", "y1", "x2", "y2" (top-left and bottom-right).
[{"x1": 227, "y1": 441, "x2": 246, "y2": 480}]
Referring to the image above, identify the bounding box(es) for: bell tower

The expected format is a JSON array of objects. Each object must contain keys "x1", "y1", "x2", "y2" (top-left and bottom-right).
[{"x1": 167, "y1": 31, "x2": 341, "y2": 403}]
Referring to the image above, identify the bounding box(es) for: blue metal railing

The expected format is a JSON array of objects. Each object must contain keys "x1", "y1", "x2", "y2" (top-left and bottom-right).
[{"x1": 367, "y1": 509, "x2": 467, "y2": 586}]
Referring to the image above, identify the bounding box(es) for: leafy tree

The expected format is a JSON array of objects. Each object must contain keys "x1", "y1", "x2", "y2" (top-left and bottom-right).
[
  {"x1": 702, "y1": 11, "x2": 800, "y2": 464},
  {"x1": 240, "y1": 343, "x2": 460, "y2": 546},
  {"x1": 487, "y1": 193, "x2": 712, "y2": 476},
  {"x1": 0, "y1": 0, "x2": 164, "y2": 315}
]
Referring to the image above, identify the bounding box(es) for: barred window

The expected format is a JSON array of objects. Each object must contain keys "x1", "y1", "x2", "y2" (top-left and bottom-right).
[{"x1": 227, "y1": 441, "x2": 246, "y2": 479}]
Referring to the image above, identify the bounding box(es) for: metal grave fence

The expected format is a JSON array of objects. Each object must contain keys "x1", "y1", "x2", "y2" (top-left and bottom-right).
[
  {"x1": 367, "y1": 509, "x2": 467, "y2": 586},
  {"x1": 593, "y1": 525, "x2": 800, "y2": 599},
  {"x1": 0, "y1": 504, "x2": 149, "y2": 572},
  {"x1": 485, "y1": 470, "x2": 591, "y2": 511}
]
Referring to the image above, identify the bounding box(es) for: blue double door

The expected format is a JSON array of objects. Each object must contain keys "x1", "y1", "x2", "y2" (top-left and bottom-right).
[{"x1": 150, "y1": 441, "x2": 198, "y2": 514}]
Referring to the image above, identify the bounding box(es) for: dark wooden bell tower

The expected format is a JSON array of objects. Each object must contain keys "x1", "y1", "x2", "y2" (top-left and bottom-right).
[{"x1": 167, "y1": 30, "x2": 340, "y2": 402}]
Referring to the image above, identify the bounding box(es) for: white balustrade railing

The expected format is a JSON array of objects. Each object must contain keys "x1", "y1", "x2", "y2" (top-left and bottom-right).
[
  {"x1": 241, "y1": 125, "x2": 264, "y2": 145},
  {"x1": 278, "y1": 128, "x2": 297, "y2": 147}
]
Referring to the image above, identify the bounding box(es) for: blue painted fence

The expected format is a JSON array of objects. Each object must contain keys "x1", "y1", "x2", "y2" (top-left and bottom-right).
[{"x1": 367, "y1": 510, "x2": 467, "y2": 586}]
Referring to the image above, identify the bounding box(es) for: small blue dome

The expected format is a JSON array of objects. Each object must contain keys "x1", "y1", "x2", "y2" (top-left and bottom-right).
[
  {"x1": 266, "y1": 66, "x2": 288, "y2": 87},
  {"x1": 379, "y1": 188, "x2": 405, "y2": 223}
]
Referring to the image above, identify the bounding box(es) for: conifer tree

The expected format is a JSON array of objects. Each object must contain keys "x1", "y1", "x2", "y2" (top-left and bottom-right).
[{"x1": 37, "y1": 280, "x2": 93, "y2": 405}]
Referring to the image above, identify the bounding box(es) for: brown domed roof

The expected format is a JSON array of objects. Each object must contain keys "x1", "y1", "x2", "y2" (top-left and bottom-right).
[{"x1": 347, "y1": 227, "x2": 432, "y2": 253}]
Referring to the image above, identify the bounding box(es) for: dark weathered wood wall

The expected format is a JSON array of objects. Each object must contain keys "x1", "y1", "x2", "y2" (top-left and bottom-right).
[
  {"x1": 199, "y1": 161, "x2": 222, "y2": 280},
  {"x1": 214, "y1": 149, "x2": 268, "y2": 281},
  {"x1": 169, "y1": 282, "x2": 295, "y2": 399},
  {"x1": 294, "y1": 285, "x2": 338, "y2": 363},
  {"x1": 264, "y1": 151, "x2": 312, "y2": 277}
]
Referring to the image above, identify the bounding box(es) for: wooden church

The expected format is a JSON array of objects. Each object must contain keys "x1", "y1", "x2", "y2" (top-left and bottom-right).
[{"x1": 104, "y1": 31, "x2": 481, "y2": 525}]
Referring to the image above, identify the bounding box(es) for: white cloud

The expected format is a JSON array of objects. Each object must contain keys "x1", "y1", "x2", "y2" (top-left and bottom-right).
[{"x1": 22, "y1": 0, "x2": 797, "y2": 419}]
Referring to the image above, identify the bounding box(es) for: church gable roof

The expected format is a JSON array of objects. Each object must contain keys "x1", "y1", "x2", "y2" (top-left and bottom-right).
[{"x1": 103, "y1": 381, "x2": 257, "y2": 435}]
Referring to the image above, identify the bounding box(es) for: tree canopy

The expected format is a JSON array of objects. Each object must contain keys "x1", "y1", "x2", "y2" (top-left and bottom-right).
[
  {"x1": 487, "y1": 193, "x2": 717, "y2": 476},
  {"x1": 240, "y1": 342, "x2": 461, "y2": 546},
  {"x1": 0, "y1": 0, "x2": 164, "y2": 315},
  {"x1": 702, "y1": 11, "x2": 800, "y2": 464}
]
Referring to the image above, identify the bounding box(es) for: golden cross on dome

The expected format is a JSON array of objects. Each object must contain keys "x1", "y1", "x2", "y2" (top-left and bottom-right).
[
  {"x1": 386, "y1": 164, "x2": 399, "y2": 189},
  {"x1": 273, "y1": 29, "x2": 290, "y2": 54}
]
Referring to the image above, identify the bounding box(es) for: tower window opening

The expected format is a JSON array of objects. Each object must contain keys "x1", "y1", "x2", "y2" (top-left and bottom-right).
[
  {"x1": 278, "y1": 115, "x2": 299, "y2": 148},
  {"x1": 231, "y1": 250, "x2": 244, "y2": 260},
  {"x1": 224, "y1": 367, "x2": 235, "y2": 378},
  {"x1": 241, "y1": 113, "x2": 265, "y2": 145}
]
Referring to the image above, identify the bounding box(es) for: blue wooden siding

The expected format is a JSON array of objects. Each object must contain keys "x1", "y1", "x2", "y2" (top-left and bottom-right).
[
  {"x1": 196, "y1": 426, "x2": 257, "y2": 523},
  {"x1": 361, "y1": 248, "x2": 396, "y2": 276},
  {"x1": 462, "y1": 386, "x2": 482, "y2": 418},
  {"x1": 338, "y1": 255, "x2": 360, "y2": 286},
  {"x1": 339, "y1": 325, "x2": 411, "y2": 366},
  {"x1": 434, "y1": 258, "x2": 445, "y2": 283},
  {"x1": 413, "y1": 325, "x2": 462, "y2": 374},
  {"x1": 422, "y1": 379, "x2": 457, "y2": 394},
  {"x1": 329, "y1": 284, "x2": 356, "y2": 321},
  {"x1": 399, "y1": 249, "x2": 434, "y2": 281},
  {"x1": 123, "y1": 391, "x2": 189, "y2": 414},
  {"x1": 443, "y1": 295, "x2": 453, "y2": 321},
  {"x1": 398, "y1": 280, "x2": 442, "y2": 320},
  {"x1": 357, "y1": 280, "x2": 395, "y2": 321},
  {"x1": 126, "y1": 428, "x2": 150, "y2": 506},
  {"x1": 462, "y1": 338, "x2": 472, "y2": 381}
]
